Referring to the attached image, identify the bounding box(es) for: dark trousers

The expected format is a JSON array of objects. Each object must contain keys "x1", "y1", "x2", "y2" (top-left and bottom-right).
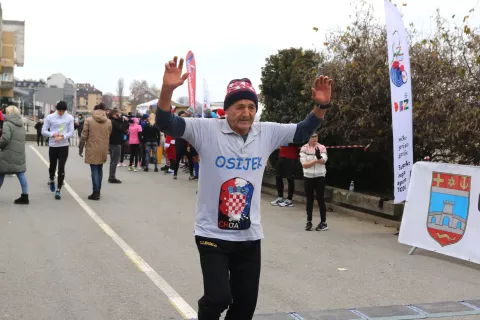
[
  {"x1": 37, "y1": 133, "x2": 44, "y2": 146},
  {"x1": 109, "y1": 144, "x2": 121, "y2": 179},
  {"x1": 174, "y1": 145, "x2": 193, "y2": 176},
  {"x1": 168, "y1": 158, "x2": 176, "y2": 171},
  {"x1": 196, "y1": 236, "x2": 261, "y2": 320},
  {"x1": 129, "y1": 144, "x2": 140, "y2": 167},
  {"x1": 120, "y1": 143, "x2": 125, "y2": 163},
  {"x1": 276, "y1": 176, "x2": 294, "y2": 200},
  {"x1": 49, "y1": 146, "x2": 69, "y2": 190},
  {"x1": 139, "y1": 142, "x2": 145, "y2": 166},
  {"x1": 304, "y1": 176, "x2": 327, "y2": 223},
  {"x1": 144, "y1": 142, "x2": 158, "y2": 168},
  {"x1": 90, "y1": 164, "x2": 103, "y2": 193}
]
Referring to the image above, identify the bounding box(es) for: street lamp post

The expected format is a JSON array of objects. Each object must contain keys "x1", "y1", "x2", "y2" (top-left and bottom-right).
[{"x1": 33, "y1": 91, "x2": 36, "y2": 120}]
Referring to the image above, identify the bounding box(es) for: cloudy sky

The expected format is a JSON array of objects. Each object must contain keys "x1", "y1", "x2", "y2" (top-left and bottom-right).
[{"x1": 4, "y1": 0, "x2": 479, "y2": 103}]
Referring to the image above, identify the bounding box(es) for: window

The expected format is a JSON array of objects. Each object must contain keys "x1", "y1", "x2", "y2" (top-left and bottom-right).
[{"x1": 2, "y1": 73, "x2": 13, "y2": 81}]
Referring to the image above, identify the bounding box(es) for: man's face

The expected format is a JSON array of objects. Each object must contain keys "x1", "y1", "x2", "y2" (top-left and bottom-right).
[
  {"x1": 180, "y1": 113, "x2": 186, "y2": 118},
  {"x1": 226, "y1": 99, "x2": 256, "y2": 134},
  {"x1": 58, "y1": 110, "x2": 66, "y2": 116}
]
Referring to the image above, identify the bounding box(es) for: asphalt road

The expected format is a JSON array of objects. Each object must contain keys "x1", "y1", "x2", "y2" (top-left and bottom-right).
[{"x1": 1, "y1": 144, "x2": 479, "y2": 320}]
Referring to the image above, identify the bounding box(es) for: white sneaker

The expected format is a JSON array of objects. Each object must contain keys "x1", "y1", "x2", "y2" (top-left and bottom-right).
[
  {"x1": 279, "y1": 199, "x2": 294, "y2": 207},
  {"x1": 121, "y1": 163, "x2": 127, "y2": 167},
  {"x1": 117, "y1": 163, "x2": 122, "y2": 167},
  {"x1": 133, "y1": 167, "x2": 138, "y2": 172},
  {"x1": 270, "y1": 197, "x2": 285, "y2": 206}
]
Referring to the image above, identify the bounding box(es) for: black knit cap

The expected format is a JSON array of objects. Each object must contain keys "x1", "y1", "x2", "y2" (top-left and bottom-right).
[
  {"x1": 56, "y1": 101, "x2": 68, "y2": 111},
  {"x1": 224, "y1": 78, "x2": 258, "y2": 111}
]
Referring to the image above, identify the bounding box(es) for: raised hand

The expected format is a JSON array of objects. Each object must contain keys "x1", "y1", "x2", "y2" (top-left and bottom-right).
[
  {"x1": 163, "y1": 56, "x2": 189, "y2": 91},
  {"x1": 311, "y1": 76, "x2": 333, "y2": 105}
]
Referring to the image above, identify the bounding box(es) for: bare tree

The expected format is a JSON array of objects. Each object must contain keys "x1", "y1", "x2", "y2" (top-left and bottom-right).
[
  {"x1": 129, "y1": 80, "x2": 159, "y2": 108},
  {"x1": 117, "y1": 78, "x2": 125, "y2": 110},
  {"x1": 102, "y1": 93, "x2": 113, "y2": 108}
]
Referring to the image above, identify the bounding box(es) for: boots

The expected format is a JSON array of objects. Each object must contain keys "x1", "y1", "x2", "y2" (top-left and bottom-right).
[
  {"x1": 88, "y1": 191, "x2": 100, "y2": 201},
  {"x1": 14, "y1": 194, "x2": 29, "y2": 205}
]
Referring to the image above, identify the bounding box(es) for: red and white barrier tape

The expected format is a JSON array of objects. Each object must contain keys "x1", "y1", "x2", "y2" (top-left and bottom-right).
[{"x1": 326, "y1": 145, "x2": 365, "y2": 149}]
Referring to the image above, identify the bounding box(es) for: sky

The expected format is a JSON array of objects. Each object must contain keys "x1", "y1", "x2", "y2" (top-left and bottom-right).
[{"x1": 4, "y1": 0, "x2": 480, "y2": 104}]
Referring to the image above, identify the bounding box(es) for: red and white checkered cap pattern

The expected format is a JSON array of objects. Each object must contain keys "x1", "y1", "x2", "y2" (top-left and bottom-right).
[
  {"x1": 226, "y1": 192, "x2": 247, "y2": 216},
  {"x1": 226, "y1": 79, "x2": 257, "y2": 97}
]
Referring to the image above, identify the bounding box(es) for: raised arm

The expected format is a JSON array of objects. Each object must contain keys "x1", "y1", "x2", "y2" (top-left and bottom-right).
[
  {"x1": 293, "y1": 76, "x2": 333, "y2": 144},
  {"x1": 155, "y1": 56, "x2": 189, "y2": 138}
]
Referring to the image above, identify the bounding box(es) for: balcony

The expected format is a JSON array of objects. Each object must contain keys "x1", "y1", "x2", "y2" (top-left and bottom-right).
[
  {"x1": 1, "y1": 71, "x2": 14, "y2": 89},
  {"x1": 1, "y1": 80, "x2": 14, "y2": 89},
  {"x1": 0, "y1": 58, "x2": 14, "y2": 68}
]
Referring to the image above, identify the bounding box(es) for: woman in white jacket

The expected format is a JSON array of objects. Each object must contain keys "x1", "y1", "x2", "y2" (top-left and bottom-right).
[{"x1": 299, "y1": 133, "x2": 328, "y2": 231}]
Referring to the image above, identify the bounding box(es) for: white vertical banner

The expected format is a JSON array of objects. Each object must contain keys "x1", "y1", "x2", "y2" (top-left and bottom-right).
[
  {"x1": 385, "y1": 0, "x2": 414, "y2": 204},
  {"x1": 203, "y1": 78, "x2": 210, "y2": 118}
]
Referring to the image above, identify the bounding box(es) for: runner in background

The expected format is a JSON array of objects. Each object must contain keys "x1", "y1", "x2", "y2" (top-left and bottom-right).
[
  {"x1": 300, "y1": 133, "x2": 328, "y2": 231},
  {"x1": 42, "y1": 101, "x2": 75, "y2": 200}
]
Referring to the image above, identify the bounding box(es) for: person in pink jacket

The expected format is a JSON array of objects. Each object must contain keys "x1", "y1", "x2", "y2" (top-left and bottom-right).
[{"x1": 128, "y1": 117, "x2": 142, "y2": 171}]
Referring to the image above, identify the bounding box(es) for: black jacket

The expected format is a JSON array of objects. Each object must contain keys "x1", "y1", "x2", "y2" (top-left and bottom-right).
[
  {"x1": 110, "y1": 117, "x2": 129, "y2": 145},
  {"x1": 34, "y1": 122, "x2": 43, "y2": 134},
  {"x1": 142, "y1": 123, "x2": 160, "y2": 143}
]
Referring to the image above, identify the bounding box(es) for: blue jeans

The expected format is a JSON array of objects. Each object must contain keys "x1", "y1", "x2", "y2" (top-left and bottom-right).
[
  {"x1": 0, "y1": 172, "x2": 28, "y2": 194},
  {"x1": 144, "y1": 142, "x2": 158, "y2": 168},
  {"x1": 90, "y1": 164, "x2": 103, "y2": 193}
]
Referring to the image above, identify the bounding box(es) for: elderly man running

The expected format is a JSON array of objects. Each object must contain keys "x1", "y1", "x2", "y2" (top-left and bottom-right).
[{"x1": 156, "y1": 56, "x2": 333, "y2": 320}]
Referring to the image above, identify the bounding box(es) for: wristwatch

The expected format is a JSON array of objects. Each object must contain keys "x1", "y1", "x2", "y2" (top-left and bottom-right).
[{"x1": 317, "y1": 103, "x2": 332, "y2": 110}]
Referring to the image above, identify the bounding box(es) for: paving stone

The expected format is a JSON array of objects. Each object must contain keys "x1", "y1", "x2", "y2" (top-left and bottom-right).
[
  {"x1": 253, "y1": 313, "x2": 296, "y2": 320},
  {"x1": 297, "y1": 309, "x2": 362, "y2": 320},
  {"x1": 356, "y1": 305, "x2": 425, "y2": 319},
  {"x1": 412, "y1": 301, "x2": 476, "y2": 315}
]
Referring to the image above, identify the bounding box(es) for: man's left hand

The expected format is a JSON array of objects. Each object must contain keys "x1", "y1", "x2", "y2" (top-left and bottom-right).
[{"x1": 311, "y1": 76, "x2": 333, "y2": 105}]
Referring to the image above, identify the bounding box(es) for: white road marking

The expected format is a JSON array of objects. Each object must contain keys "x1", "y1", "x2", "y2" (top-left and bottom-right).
[{"x1": 30, "y1": 146, "x2": 197, "y2": 319}]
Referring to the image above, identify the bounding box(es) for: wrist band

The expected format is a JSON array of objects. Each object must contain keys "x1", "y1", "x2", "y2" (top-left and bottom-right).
[{"x1": 317, "y1": 103, "x2": 332, "y2": 110}]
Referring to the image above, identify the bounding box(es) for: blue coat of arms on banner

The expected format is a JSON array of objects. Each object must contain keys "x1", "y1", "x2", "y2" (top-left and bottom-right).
[{"x1": 427, "y1": 172, "x2": 471, "y2": 247}]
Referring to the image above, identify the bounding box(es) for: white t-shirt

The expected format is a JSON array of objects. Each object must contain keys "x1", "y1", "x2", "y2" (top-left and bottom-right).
[{"x1": 183, "y1": 118, "x2": 297, "y2": 241}]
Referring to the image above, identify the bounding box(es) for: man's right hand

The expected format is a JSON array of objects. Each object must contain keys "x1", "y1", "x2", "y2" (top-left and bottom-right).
[{"x1": 162, "y1": 56, "x2": 189, "y2": 92}]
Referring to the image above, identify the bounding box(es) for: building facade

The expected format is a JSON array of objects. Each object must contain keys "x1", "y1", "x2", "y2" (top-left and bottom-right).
[
  {"x1": 76, "y1": 83, "x2": 102, "y2": 111},
  {"x1": 0, "y1": 5, "x2": 25, "y2": 106}
]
